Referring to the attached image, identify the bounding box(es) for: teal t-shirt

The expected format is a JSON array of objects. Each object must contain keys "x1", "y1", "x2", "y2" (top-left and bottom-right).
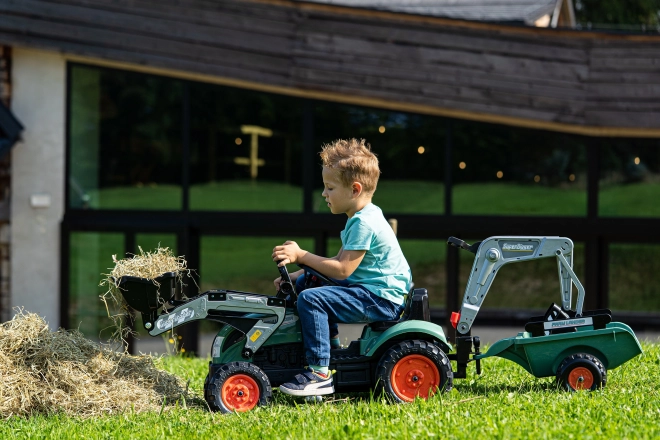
[{"x1": 341, "y1": 203, "x2": 412, "y2": 305}]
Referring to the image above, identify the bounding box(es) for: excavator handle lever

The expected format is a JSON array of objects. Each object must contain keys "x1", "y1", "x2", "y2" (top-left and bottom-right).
[{"x1": 447, "y1": 237, "x2": 480, "y2": 254}]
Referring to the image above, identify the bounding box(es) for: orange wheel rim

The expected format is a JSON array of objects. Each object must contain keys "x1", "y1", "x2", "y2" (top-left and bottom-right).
[
  {"x1": 391, "y1": 354, "x2": 441, "y2": 402},
  {"x1": 568, "y1": 367, "x2": 594, "y2": 390},
  {"x1": 221, "y1": 374, "x2": 260, "y2": 412}
]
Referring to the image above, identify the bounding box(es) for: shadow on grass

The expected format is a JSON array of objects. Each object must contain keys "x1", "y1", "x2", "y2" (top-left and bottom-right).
[
  {"x1": 267, "y1": 380, "x2": 562, "y2": 410},
  {"x1": 453, "y1": 377, "x2": 559, "y2": 395},
  {"x1": 270, "y1": 390, "x2": 373, "y2": 407}
]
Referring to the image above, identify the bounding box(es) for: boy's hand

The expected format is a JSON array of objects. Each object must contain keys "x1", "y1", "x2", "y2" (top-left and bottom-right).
[
  {"x1": 273, "y1": 269, "x2": 303, "y2": 291},
  {"x1": 272, "y1": 240, "x2": 306, "y2": 267}
]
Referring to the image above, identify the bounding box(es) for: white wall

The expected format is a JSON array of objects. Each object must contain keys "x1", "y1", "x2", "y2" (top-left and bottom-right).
[{"x1": 10, "y1": 48, "x2": 66, "y2": 328}]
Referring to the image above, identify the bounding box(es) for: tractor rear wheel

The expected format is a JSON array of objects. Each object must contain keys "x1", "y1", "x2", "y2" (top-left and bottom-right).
[
  {"x1": 375, "y1": 340, "x2": 453, "y2": 403},
  {"x1": 205, "y1": 362, "x2": 272, "y2": 413},
  {"x1": 556, "y1": 353, "x2": 606, "y2": 391}
]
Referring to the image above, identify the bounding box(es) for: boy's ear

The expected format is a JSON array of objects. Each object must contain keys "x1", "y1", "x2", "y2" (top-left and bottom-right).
[{"x1": 351, "y1": 182, "x2": 363, "y2": 197}]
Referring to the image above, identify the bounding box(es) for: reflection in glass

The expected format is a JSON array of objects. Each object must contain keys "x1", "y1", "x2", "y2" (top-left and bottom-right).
[
  {"x1": 189, "y1": 84, "x2": 303, "y2": 211},
  {"x1": 452, "y1": 122, "x2": 587, "y2": 216},
  {"x1": 134, "y1": 233, "x2": 177, "y2": 256},
  {"x1": 69, "y1": 232, "x2": 123, "y2": 340},
  {"x1": 313, "y1": 103, "x2": 445, "y2": 214},
  {"x1": 69, "y1": 64, "x2": 183, "y2": 209},
  {"x1": 200, "y1": 236, "x2": 313, "y2": 294},
  {"x1": 609, "y1": 243, "x2": 660, "y2": 312},
  {"x1": 599, "y1": 139, "x2": 660, "y2": 217},
  {"x1": 399, "y1": 240, "x2": 445, "y2": 307}
]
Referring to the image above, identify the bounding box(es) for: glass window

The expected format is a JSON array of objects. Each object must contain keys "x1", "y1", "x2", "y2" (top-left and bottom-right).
[
  {"x1": 458, "y1": 239, "x2": 586, "y2": 310},
  {"x1": 313, "y1": 103, "x2": 445, "y2": 214},
  {"x1": 599, "y1": 138, "x2": 660, "y2": 217},
  {"x1": 69, "y1": 64, "x2": 183, "y2": 210},
  {"x1": 134, "y1": 233, "x2": 177, "y2": 255},
  {"x1": 200, "y1": 236, "x2": 313, "y2": 294},
  {"x1": 452, "y1": 121, "x2": 587, "y2": 216},
  {"x1": 609, "y1": 243, "x2": 660, "y2": 312},
  {"x1": 69, "y1": 232, "x2": 124, "y2": 340},
  {"x1": 400, "y1": 239, "x2": 445, "y2": 307},
  {"x1": 189, "y1": 83, "x2": 304, "y2": 211}
]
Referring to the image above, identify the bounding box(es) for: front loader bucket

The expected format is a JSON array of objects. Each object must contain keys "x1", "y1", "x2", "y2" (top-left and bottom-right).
[{"x1": 114, "y1": 272, "x2": 178, "y2": 329}]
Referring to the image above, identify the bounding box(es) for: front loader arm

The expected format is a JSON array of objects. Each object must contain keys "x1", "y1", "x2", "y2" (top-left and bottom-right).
[
  {"x1": 147, "y1": 291, "x2": 286, "y2": 356},
  {"x1": 449, "y1": 236, "x2": 585, "y2": 335}
]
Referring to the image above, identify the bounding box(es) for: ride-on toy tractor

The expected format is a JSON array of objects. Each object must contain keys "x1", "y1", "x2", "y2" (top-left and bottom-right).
[{"x1": 116, "y1": 236, "x2": 642, "y2": 413}]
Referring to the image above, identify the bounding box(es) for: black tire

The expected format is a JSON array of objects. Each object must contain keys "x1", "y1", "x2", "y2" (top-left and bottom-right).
[
  {"x1": 556, "y1": 353, "x2": 607, "y2": 391},
  {"x1": 375, "y1": 340, "x2": 453, "y2": 403},
  {"x1": 204, "y1": 362, "x2": 272, "y2": 413}
]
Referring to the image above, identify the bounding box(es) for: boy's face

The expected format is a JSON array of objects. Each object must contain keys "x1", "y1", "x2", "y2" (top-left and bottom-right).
[{"x1": 322, "y1": 167, "x2": 355, "y2": 216}]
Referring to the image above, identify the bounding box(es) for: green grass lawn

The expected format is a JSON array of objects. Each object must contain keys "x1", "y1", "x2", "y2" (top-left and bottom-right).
[{"x1": 2, "y1": 343, "x2": 658, "y2": 439}]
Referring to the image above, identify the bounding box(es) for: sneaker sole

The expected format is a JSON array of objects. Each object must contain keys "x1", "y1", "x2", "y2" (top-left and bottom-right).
[{"x1": 278, "y1": 385, "x2": 335, "y2": 397}]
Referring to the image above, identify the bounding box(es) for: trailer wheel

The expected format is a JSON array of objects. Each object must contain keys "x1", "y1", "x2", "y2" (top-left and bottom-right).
[
  {"x1": 205, "y1": 362, "x2": 272, "y2": 413},
  {"x1": 556, "y1": 353, "x2": 606, "y2": 391},
  {"x1": 375, "y1": 340, "x2": 453, "y2": 403}
]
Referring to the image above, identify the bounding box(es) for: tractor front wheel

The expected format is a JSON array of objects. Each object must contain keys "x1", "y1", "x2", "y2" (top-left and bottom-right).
[
  {"x1": 556, "y1": 353, "x2": 606, "y2": 391},
  {"x1": 375, "y1": 340, "x2": 453, "y2": 403},
  {"x1": 205, "y1": 362, "x2": 272, "y2": 413}
]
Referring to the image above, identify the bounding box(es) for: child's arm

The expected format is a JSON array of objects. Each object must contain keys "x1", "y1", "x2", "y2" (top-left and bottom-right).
[{"x1": 272, "y1": 241, "x2": 365, "y2": 280}]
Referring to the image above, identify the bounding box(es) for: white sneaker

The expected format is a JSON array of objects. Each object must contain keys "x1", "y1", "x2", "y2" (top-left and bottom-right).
[{"x1": 279, "y1": 368, "x2": 334, "y2": 396}]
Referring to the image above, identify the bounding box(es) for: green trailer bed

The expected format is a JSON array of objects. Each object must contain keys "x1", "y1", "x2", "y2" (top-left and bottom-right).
[{"x1": 476, "y1": 321, "x2": 642, "y2": 378}]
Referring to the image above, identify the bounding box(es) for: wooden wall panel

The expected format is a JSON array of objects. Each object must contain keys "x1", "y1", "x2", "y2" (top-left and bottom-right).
[{"x1": 0, "y1": 0, "x2": 658, "y2": 134}]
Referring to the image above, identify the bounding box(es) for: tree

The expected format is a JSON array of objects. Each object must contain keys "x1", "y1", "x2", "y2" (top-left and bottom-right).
[{"x1": 575, "y1": 0, "x2": 660, "y2": 29}]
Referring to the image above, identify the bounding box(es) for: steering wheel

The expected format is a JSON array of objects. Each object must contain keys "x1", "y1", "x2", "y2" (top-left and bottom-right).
[
  {"x1": 298, "y1": 264, "x2": 340, "y2": 289},
  {"x1": 276, "y1": 264, "x2": 297, "y2": 301}
]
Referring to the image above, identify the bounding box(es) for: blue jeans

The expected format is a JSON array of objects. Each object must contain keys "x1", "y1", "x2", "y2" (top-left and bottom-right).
[{"x1": 295, "y1": 275, "x2": 404, "y2": 367}]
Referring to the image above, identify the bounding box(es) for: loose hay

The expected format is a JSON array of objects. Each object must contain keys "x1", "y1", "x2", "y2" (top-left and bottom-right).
[
  {"x1": 105, "y1": 246, "x2": 189, "y2": 282},
  {"x1": 99, "y1": 246, "x2": 194, "y2": 342},
  {"x1": 0, "y1": 310, "x2": 186, "y2": 418}
]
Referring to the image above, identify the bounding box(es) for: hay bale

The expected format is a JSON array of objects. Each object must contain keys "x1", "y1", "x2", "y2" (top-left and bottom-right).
[{"x1": 0, "y1": 310, "x2": 186, "y2": 418}]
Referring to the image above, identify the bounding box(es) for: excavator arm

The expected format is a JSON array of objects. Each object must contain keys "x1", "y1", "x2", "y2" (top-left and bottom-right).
[{"x1": 448, "y1": 236, "x2": 585, "y2": 335}]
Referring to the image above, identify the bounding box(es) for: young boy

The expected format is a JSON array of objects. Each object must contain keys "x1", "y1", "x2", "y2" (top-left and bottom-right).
[{"x1": 272, "y1": 138, "x2": 412, "y2": 396}]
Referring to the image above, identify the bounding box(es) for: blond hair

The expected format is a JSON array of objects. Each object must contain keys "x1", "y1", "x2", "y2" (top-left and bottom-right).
[{"x1": 319, "y1": 138, "x2": 380, "y2": 194}]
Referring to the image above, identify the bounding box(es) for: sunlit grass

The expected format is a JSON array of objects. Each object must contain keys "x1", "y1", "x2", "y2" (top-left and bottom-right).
[{"x1": 2, "y1": 343, "x2": 657, "y2": 439}]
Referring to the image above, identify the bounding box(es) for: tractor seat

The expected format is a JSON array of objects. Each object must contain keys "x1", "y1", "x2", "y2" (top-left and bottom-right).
[{"x1": 368, "y1": 288, "x2": 430, "y2": 332}]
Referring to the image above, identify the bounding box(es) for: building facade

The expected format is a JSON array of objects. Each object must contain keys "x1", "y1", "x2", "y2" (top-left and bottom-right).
[{"x1": 1, "y1": 1, "x2": 659, "y2": 351}]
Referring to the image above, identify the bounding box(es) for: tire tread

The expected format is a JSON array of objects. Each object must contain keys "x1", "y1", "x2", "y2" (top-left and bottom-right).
[{"x1": 374, "y1": 339, "x2": 453, "y2": 403}]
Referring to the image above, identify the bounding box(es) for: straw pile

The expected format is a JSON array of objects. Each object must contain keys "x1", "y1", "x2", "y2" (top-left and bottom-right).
[{"x1": 0, "y1": 310, "x2": 185, "y2": 418}]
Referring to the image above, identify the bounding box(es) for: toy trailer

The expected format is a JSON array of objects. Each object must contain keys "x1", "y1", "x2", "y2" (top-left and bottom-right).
[{"x1": 448, "y1": 236, "x2": 642, "y2": 390}]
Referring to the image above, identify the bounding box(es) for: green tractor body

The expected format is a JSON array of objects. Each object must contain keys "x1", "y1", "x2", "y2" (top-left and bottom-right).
[{"x1": 208, "y1": 308, "x2": 451, "y2": 392}]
